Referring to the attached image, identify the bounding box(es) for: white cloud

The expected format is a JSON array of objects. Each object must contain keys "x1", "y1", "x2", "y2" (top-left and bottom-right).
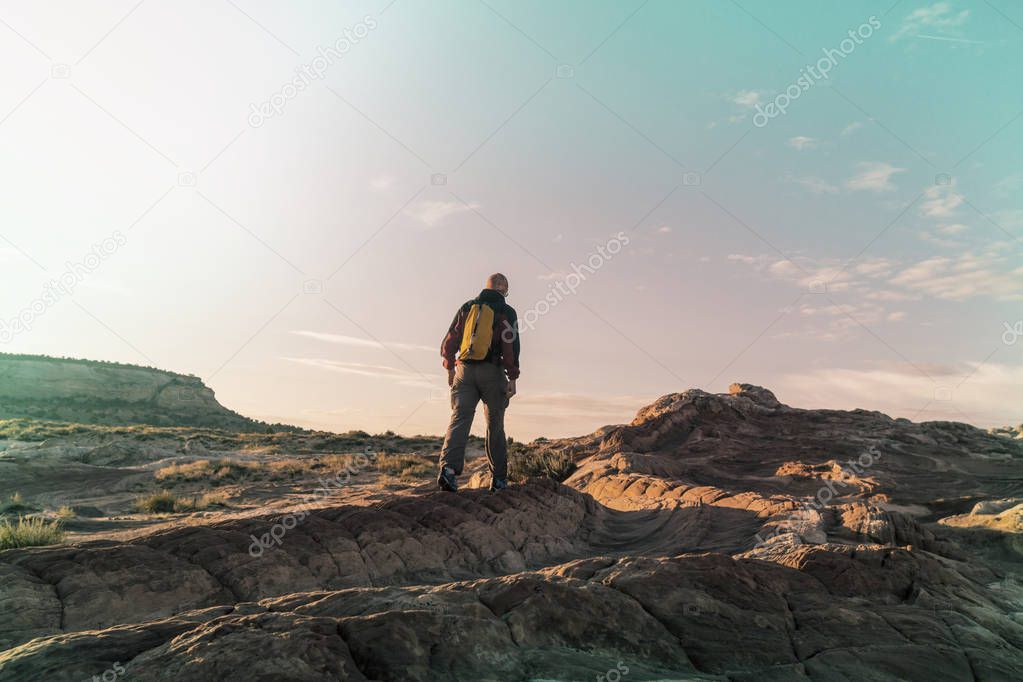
[
  {"x1": 939, "y1": 223, "x2": 969, "y2": 234},
  {"x1": 864, "y1": 289, "x2": 921, "y2": 302},
  {"x1": 732, "y1": 90, "x2": 762, "y2": 107},
  {"x1": 888, "y1": 253, "x2": 1023, "y2": 301},
  {"x1": 841, "y1": 121, "x2": 863, "y2": 136},
  {"x1": 887, "y1": 311, "x2": 907, "y2": 321},
  {"x1": 787, "y1": 136, "x2": 817, "y2": 151},
  {"x1": 915, "y1": 34, "x2": 985, "y2": 44},
  {"x1": 845, "y1": 162, "x2": 906, "y2": 192},
  {"x1": 729, "y1": 248, "x2": 1023, "y2": 306},
  {"x1": 853, "y1": 259, "x2": 896, "y2": 277},
  {"x1": 891, "y1": 2, "x2": 971, "y2": 43},
  {"x1": 657, "y1": 225, "x2": 672, "y2": 233},
  {"x1": 403, "y1": 199, "x2": 478, "y2": 227},
  {"x1": 290, "y1": 330, "x2": 434, "y2": 353},
  {"x1": 282, "y1": 357, "x2": 434, "y2": 389},
  {"x1": 776, "y1": 361, "x2": 1023, "y2": 428},
  {"x1": 920, "y1": 183, "x2": 964, "y2": 218},
  {"x1": 918, "y1": 230, "x2": 963, "y2": 249}
]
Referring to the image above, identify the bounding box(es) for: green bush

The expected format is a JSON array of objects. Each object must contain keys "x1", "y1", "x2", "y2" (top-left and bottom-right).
[{"x1": 0, "y1": 516, "x2": 65, "y2": 550}]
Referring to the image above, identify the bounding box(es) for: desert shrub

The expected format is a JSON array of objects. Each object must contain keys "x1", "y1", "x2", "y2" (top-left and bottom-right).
[
  {"x1": 135, "y1": 490, "x2": 178, "y2": 513},
  {"x1": 316, "y1": 453, "x2": 363, "y2": 473},
  {"x1": 509, "y1": 451, "x2": 576, "y2": 483},
  {"x1": 134, "y1": 490, "x2": 229, "y2": 514},
  {"x1": 375, "y1": 453, "x2": 433, "y2": 478},
  {"x1": 265, "y1": 459, "x2": 307, "y2": 478},
  {"x1": 155, "y1": 459, "x2": 260, "y2": 483},
  {"x1": 193, "y1": 491, "x2": 230, "y2": 509},
  {"x1": 0, "y1": 516, "x2": 65, "y2": 549},
  {"x1": 54, "y1": 505, "x2": 76, "y2": 520}
]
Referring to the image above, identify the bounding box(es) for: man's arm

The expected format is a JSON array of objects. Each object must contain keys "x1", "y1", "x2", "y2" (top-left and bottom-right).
[
  {"x1": 440, "y1": 305, "x2": 467, "y2": 383},
  {"x1": 498, "y1": 308, "x2": 519, "y2": 385}
]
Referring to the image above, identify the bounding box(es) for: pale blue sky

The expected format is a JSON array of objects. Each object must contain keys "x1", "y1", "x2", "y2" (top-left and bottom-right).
[{"x1": 1, "y1": 1, "x2": 1021, "y2": 438}]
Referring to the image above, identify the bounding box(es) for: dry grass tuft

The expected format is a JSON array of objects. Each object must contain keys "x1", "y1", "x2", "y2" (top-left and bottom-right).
[
  {"x1": 133, "y1": 490, "x2": 230, "y2": 514},
  {"x1": 0, "y1": 516, "x2": 65, "y2": 549}
]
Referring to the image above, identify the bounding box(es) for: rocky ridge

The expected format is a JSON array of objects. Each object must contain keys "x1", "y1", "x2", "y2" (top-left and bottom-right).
[{"x1": 1, "y1": 384, "x2": 1021, "y2": 680}]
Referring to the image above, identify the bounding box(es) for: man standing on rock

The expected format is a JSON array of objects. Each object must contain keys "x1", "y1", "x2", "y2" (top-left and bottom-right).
[{"x1": 437, "y1": 273, "x2": 520, "y2": 492}]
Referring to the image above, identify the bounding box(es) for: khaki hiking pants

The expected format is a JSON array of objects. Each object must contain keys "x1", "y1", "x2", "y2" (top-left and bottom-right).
[{"x1": 439, "y1": 362, "x2": 509, "y2": 480}]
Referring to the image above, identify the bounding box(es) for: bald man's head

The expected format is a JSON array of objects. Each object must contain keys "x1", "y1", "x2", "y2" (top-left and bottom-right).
[{"x1": 486, "y1": 273, "x2": 509, "y2": 295}]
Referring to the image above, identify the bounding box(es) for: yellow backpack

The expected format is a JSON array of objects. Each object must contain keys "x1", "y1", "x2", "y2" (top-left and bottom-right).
[{"x1": 457, "y1": 302, "x2": 495, "y2": 361}]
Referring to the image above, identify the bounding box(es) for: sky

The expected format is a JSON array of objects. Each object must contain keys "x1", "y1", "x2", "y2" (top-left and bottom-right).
[{"x1": 1, "y1": 0, "x2": 1021, "y2": 440}]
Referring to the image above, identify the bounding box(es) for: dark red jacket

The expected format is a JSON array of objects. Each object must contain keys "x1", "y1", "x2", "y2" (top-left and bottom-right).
[{"x1": 441, "y1": 289, "x2": 520, "y2": 380}]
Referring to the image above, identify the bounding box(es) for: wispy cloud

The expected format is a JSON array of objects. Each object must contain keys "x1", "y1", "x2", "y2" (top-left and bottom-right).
[
  {"x1": 403, "y1": 199, "x2": 479, "y2": 227},
  {"x1": 841, "y1": 121, "x2": 863, "y2": 136},
  {"x1": 915, "y1": 34, "x2": 985, "y2": 44},
  {"x1": 732, "y1": 90, "x2": 762, "y2": 107},
  {"x1": 783, "y1": 173, "x2": 839, "y2": 194},
  {"x1": 730, "y1": 246, "x2": 1023, "y2": 324},
  {"x1": 891, "y1": 2, "x2": 971, "y2": 43},
  {"x1": 776, "y1": 361, "x2": 1023, "y2": 428},
  {"x1": 291, "y1": 330, "x2": 434, "y2": 353},
  {"x1": 845, "y1": 162, "x2": 906, "y2": 192},
  {"x1": 889, "y1": 253, "x2": 1023, "y2": 301},
  {"x1": 787, "y1": 136, "x2": 817, "y2": 151},
  {"x1": 920, "y1": 183, "x2": 963, "y2": 218},
  {"x1": 283, "y1": 357, "x2": 434, "y2": 389},
  {"x1": 510, "y1": 392, "x2": 648, "y2": 422}
]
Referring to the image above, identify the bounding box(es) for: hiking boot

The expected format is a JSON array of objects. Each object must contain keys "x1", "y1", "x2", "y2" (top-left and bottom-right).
[
  {"x1": 489, "y1": 477, "x2": 508, "y2": 492},
  {"x1": 438, "y1": 467, "x2": 458, "y2": 492}
]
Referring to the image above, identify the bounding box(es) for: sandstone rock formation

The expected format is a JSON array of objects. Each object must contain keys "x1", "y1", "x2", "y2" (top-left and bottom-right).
[
  {"x1": 1, "y1": 385, "x2": 1021, "y2": 680},
  {"x1": 0, "y1": 353, "x2": 263, "y2": 430}
]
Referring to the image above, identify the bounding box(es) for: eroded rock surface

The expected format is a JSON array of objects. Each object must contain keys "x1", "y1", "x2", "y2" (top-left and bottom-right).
[{"x1": 2, "y1": 385, "x2": 1021, "y2": 681}]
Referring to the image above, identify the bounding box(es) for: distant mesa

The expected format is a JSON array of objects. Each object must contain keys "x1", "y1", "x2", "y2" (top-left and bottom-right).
[{"x1": 0, "y1": 353, "x2": 275, "y2": 431}]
